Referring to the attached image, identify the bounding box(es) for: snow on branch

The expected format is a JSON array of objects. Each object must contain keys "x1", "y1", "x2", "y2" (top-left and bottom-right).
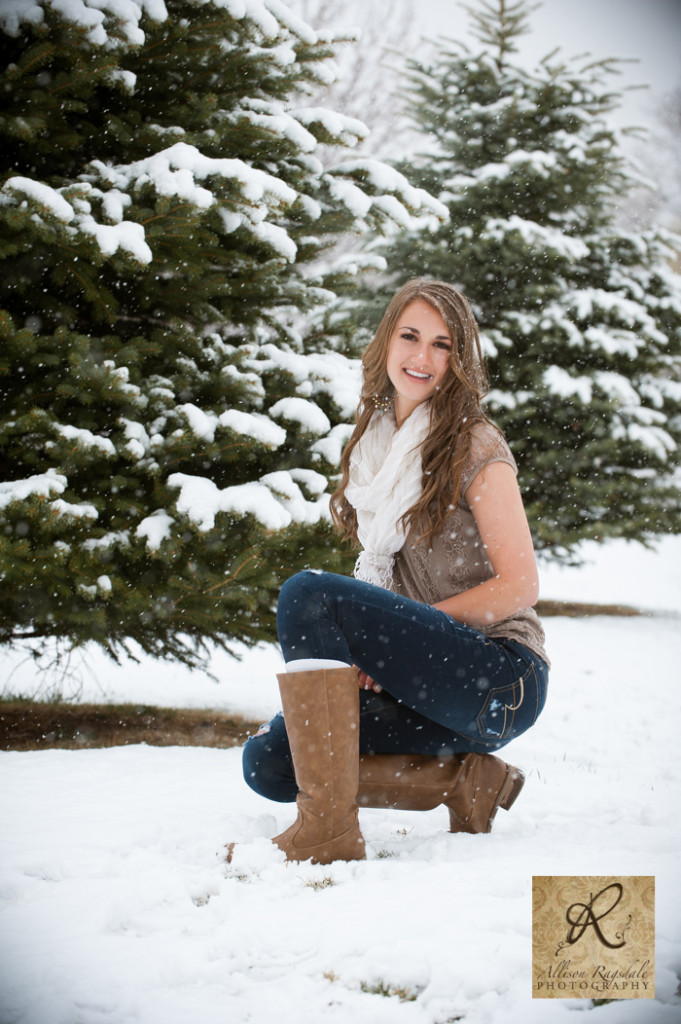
[
  {"x1": 482, "y1": 216, "x2": 590, "y2": 260},
  {"x1": 135, "y1": 511, "x2": 175, "y2": 551},
  {"x1": 543, "y1": 366, "x2": 593, "y2": 404},
  {"x1": 326, "y1": 159, "x2": 449, "y2": 222},
  {"x1": 268, "y1": 397, "x2": 330, "y2": 435},
  {"x1": 81, "y1": 142, "x2": 301, "y2": 258},
  {"x1": 242, "y1": 344, "x2": 361, "y2": 418},
  {"x1": 0, "y1": 469, "x2": 67, "y2": 508},
  {"x1": 292, "y1": 107, "x2": 369, "y2": 147},
  {"x1": 1, "y1": 176, "x2": 153, "y2": 265},
  {"x1": 167, "y1": 469, "x2": 329, "y2": 532},
  {"x1": 0, "y1": 0, "x2": 308, "y2": 48},
  {"x1": 0, "y1": 0, "x2": 165, "y2": 47},
  {"x1": 567, "y1": 288, "x2": 670, "y2": 343},
  {"x1": 310, "y1": 424, "x2": 353, "y2": 466},
  {"x1": 1, "y1": 177, "x2": 74, "y2": 222},
  {"x1": 175, "y1": 404, "x2": 287, "y2": 447},
  {"x1": 612, "y1": 422, "x2": 676, "y2": 462},
  {"x1": 53, "y1": 425, "x2": 117, "y2": 457},
  {"x1": 88, "y1": 142, "x2": 296, "y2": 210},
  {"x1": 262, "y1": 0, "x2": 317, "y2": 43},
  {"x1": 0, "y1": 469, "x2": 98, "y2": 519}
]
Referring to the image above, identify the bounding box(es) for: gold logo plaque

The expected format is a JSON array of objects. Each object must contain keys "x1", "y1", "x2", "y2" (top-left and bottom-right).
[{"x1": 532, "y1": 876, "x2": 655, "y2": 999}]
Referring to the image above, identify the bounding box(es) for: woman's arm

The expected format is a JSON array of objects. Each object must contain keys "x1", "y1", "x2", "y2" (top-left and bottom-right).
[{"x1": 432, "y1": 460, "x2": 539, "y2": 628}]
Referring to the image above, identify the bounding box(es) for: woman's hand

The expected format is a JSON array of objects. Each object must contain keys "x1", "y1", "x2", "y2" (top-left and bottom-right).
[{"x1": 354, "y1": 665, "x2": 383, "y2": 693}]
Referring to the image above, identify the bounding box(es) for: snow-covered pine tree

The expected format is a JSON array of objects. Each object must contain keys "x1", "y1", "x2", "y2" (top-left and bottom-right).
[
  {"x1": 0, "y1": 0, "x2": 445, "y2": 668},
  {"x1": 349, "y1": 0, "x2": 681, "y2": 560}
]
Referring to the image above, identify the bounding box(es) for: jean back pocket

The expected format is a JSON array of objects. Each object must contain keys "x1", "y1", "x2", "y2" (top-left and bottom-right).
[{"x1": 475, "y1": 664, "x2": 542, "y2": 742}]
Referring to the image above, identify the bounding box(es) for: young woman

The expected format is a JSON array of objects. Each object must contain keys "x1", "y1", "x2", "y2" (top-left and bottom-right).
[{"x1": 226, "y1": 279, "x2": 549, "y2": 866}]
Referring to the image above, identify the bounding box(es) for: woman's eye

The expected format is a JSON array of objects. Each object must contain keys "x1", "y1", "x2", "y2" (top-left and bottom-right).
[
  {"x1": 401, "y1": 332, "x2": 417, "y2": 342},
  {"x1": 435, "y1": 341, "x2": 452, "y2": 351}
]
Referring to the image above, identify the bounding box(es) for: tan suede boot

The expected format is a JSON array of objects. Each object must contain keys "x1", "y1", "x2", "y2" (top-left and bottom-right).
[
  {"x1": 226, "y1": 667, "x2": 366, "y2": 865},
  {"x1": 356, "y1": 751, "x2": 524, "y2": 834},
  {"x1": 446, "y1": 752, "x2": 525, "y2": 834}
]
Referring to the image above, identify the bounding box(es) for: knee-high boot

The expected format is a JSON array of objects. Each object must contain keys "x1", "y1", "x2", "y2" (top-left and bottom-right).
[
  {"x1": 356, "y1": 752, "x2": 524, "y2": 834},
  {"x1": 227, "y1": 667, "x2": 366, "y2": 865}
]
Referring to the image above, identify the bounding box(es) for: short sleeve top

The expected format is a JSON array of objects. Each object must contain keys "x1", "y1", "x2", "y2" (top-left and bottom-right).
[{"x1": 391, "y1": 419, "x2": 549, "y2": 665}]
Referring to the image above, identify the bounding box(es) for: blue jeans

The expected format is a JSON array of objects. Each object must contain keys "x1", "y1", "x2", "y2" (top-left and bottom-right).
[{"x1": 243, "y1": 570, "x2": 548, "y2": 802}]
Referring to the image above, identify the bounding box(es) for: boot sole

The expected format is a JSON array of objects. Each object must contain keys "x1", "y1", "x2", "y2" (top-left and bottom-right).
[{"x1": 224, "y1": 827, "x2": 366, "y2": 866}]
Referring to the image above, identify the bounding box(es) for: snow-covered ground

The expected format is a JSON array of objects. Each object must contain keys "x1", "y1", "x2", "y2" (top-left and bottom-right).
[{"x1": 1, "y1": 536, "x2": 680, "y2": 1024}]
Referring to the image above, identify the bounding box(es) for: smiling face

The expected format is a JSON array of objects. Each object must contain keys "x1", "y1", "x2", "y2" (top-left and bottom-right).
[{"x1": 385, "y1": 298, "x2": 453, "y2": 426}]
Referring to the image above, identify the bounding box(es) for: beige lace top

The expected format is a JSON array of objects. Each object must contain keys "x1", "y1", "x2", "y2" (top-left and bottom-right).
[{"x1": 391, "y1": 420, "x2": 549, "y2": 665}]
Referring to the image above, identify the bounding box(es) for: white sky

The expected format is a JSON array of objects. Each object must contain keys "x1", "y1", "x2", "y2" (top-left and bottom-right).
[{"x1": 414, "y1": 0, "x2": 681, "y2": 123}]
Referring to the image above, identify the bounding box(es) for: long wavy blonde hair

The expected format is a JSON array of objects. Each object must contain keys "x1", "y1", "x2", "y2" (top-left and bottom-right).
[{"x1": 330, "y1": 279, "x2": 493, "y2": 548}]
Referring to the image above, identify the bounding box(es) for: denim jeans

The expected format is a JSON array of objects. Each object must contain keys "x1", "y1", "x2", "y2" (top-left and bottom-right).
[{"x1": 243, "y1": 570, "x2": 548, "y2": 803}]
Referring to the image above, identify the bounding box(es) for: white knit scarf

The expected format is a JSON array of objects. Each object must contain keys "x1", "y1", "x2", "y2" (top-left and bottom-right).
[{"x1": 345, "y1": 402, "x2": 431, "y2": 589}]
